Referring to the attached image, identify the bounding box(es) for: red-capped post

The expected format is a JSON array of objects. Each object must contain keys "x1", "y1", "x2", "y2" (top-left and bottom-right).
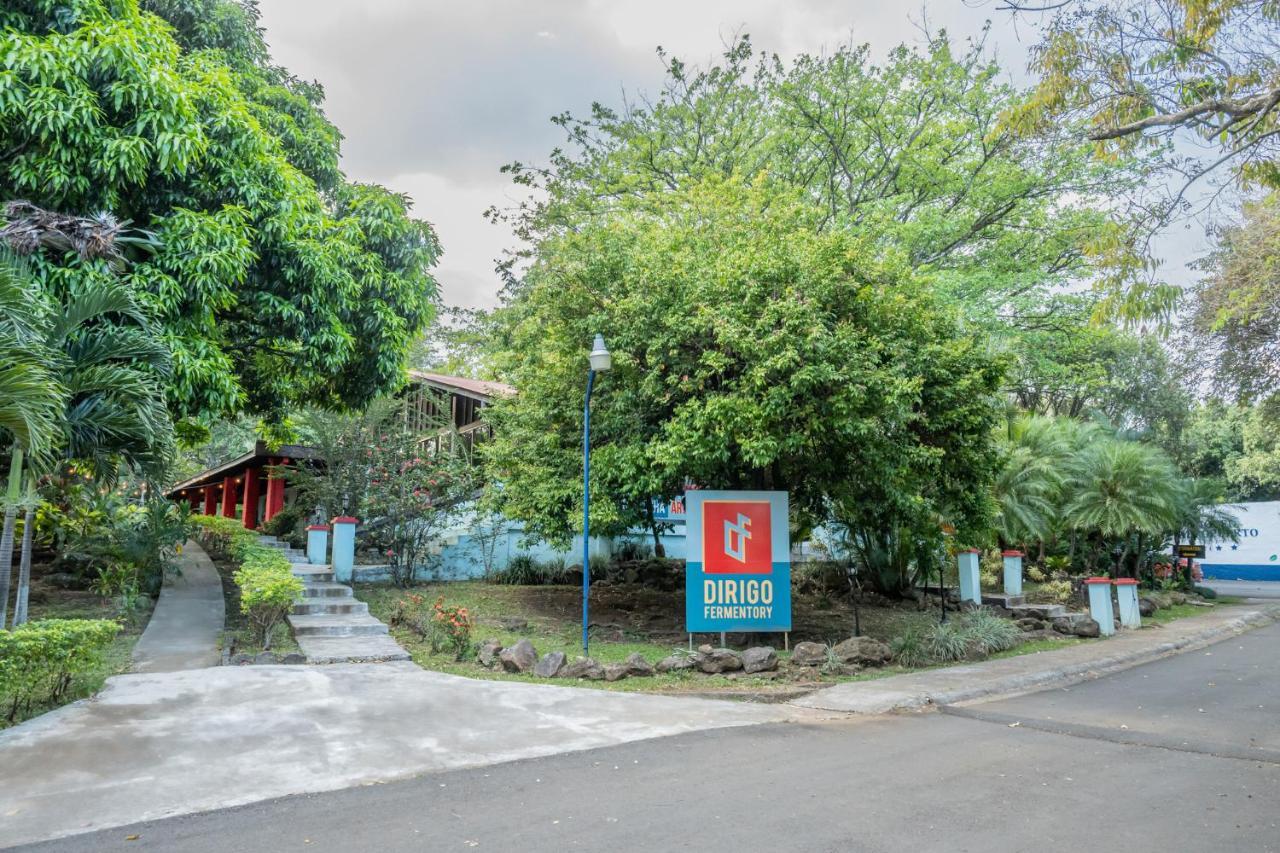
[
  {"x1": 1114, "y1": 578, "x2": 1141, "y2": 629},
  {"x1": 1084, "y1": 577, "x2": 1116, "y2": 636},
  {"x1": 957, "y1": 549, "x2": 982, "y2": 605}
]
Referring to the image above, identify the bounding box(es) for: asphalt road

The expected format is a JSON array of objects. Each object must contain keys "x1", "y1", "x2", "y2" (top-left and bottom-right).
[{"x1": 17, "y1": 623, "x2": 1280, "y2": 853}]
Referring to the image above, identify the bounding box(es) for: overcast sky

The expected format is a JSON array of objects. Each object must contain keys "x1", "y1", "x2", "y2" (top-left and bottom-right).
[{"x1": 256, "y1": 1, "x2": 1212, "y2": 310}]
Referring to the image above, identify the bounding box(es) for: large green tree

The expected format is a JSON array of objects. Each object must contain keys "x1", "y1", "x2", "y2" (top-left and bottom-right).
[
  {"x1": 0, "y1": 0, "x2": 440, "y2": 427},
  {"x1": 484, "y1": 177, "x2": 1006, "y2": 552}
]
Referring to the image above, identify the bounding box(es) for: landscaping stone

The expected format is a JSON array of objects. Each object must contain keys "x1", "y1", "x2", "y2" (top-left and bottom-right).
[
  {"x1": 229, "y1": 653, "x2": 254, "y2": 666},
  {"x1": 534, "y1": 651, "x2": 567, "y2": 678},
  {"x1": 790, "y1": 641, "x2": 829, "y2": 667},
  {"x1": 1052, "y1": 613, "x2": 1102, "y2": 638},
  {"x1": 281, "y1": 653, "x2": 307, "y2": 665},
  {"x1": 499, "y1": 638, "x2": 538, "y2": 673},
  {"x1": 655, "y1": 653, "x2": 698, "y2": 673},
  {"x1": 1016, "y1": 617, "x2": 1045, "y2": 633},
  {"x1": 603, "y1": 663, "x2": 629, "y2": 682},
  {"x1": 254, "y1": 652, "x2": 278, "y2": 665},
  {"x1": 697, "y1": 643, "x2": 714, "y2": 654},
  {"x1": 561, "y1": 657, "x2": 605, "y2": 680},
  {"x1": 697, "y1": 648, "x2": 744, "y2": 674},
  {"x1": 622, "y1": 652, "x2": 655, "y2": 677},
  {"x1": 1139, "y1": 597, "x2": 1158, "y2": 617},
  {"x1": 477, "y1": 639, "x2": 503, "y2": 668},
  {"x1": 741, "y1": 646, "x2": 778, "y2": 674},
  {"x1": 832, "y1": 636, "x2": 892, "y2": 666}
]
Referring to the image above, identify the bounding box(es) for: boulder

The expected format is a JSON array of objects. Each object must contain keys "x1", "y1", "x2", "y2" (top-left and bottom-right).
[
  {"x1": 832, "y1": 636, "x2": 892, "y2": 666},
  {"x1": 1169, "y1": 591, "x2": 1189, "y2": 605},
  {"x1": 697, "y1": 648, "x2": 744, "y2": 674},
  {"x1": 253, "y1": 651, "x2": 279, "y2": 665},
  {"x1": 229, "y1": 653, "x2": 254, "y2": 666},
  {"x1": 622, "y1": 652, "x2": 655, "y2": 677},
  {"x1": 741, "y1": 646, "x2": 779, "y2": 674},
  {"x1": 603, "y1": 663, "x2": 630, "y2": 682},
  {"x1": 281, "y1": 652, "x2": 307, "y2": 665},
  {"x1": 1016, "y1": 617, "x2": 1045, "y2": 633},
  {"x1": 697, "y1": 643, "x2": 714, "y2": 655},
  {"x1": 499, "y1": 638, "x2": 538, "y2": 673},
  {"x1": 534, "y1": 651, "x2": 567, "y2": 678},
  {"x1": 477, "y1": 638, "x2": 504, "y2": 668},
  {"x1": 1052, "y1": 614, "x2": 1101, "y2": 638},
  {"x1": 790, "y1": 641, "x2": 829, "y2": 667},
  {"x1": 561, "y1": 657, "x2": 606, "y2": 680},
  {"x1": 656, "y1": 653, "x2": 699, "y2": 673}
]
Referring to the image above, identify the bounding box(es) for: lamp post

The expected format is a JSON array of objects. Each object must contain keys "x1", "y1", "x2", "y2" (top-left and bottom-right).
[{"x1": 582, "y1": 333, "x2": 612, "y2": 655}]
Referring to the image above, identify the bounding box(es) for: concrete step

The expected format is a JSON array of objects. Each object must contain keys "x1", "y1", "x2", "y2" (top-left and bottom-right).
[
  {"x1": 301, "y1": 582, "x2": 355, "y2": 599},
  {"x1": 1015, "y1": 603, "x2": 1069, "y2": 619},
  {"x1": 289, "y1": 613, "x2": 389, "y2": 637},
  {"x1": 296, "y1": 635, "x2": 411, "y2": 664},
  {"x1": 983, "y1": 593, "x2": 1026, "y2": 609},
  {"x1": 292, "y1": 565, "x2": 334, "y2": 583},
  {"x1": 292, "y1": 599, "x2": 369, "y2": 616}
]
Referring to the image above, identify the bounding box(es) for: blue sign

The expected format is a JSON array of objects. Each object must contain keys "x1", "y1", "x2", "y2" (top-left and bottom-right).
[
  {"x1": 685, "y1": 490, "x2": 791, "y2": 633},
  {"x1": 651, "y1": 496, "x2": 687, "y2": 522}
]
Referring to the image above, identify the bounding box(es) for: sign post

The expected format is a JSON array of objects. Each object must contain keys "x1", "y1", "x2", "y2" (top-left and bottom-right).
[{"x1": 685, "y1": 490, "x2": 791, "y2": 640}]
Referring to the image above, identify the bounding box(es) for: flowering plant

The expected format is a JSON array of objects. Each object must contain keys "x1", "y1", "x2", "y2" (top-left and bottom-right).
[{"x1": 430, "y1": 596, "x2": 473, "y2": 660}]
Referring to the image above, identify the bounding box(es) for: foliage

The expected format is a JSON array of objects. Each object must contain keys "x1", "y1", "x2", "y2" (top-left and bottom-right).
[
  {"x1": 890, "y1": 611, "x2": 1022, "y2": 667},
  {"x1": 0, "y1": 0, "x2": 440, "y2": 424},
  {"x1": 190, "y1": 513, "x2": 258, "y2": 559},
  {"x1": 487, "y1": 175, "x2": 1005, "y2": 556},
  {"x1": 1029, "y1": 579, "x2": 1074, "y2": 605},
  {"x1": 489, "y1": 554, "x2": 573, "y2": 586},
  {"x1": 232, "y1": 547, "x2": 301, "y2": 650},
  {"x1": 889, "y1": 629, "x2": 931, "y2": 668},
  {"x1": 959, "y1": 610, "x2": 1024, "y2": 656},
  {"x1": 0, "y1": 618, "x2": 119, "y2": 721},
  {"x1": 429, "y1": 596, "x2": 473, "y2": 661},
  {"x1": 286, "y1": 397, "x2": 405, "y2": 523},
  {"x1": 0, "y1": 251, "x2": 60, "y2": 456},
  {"x1": 924, "y1": 620, "x2": 971, "y2": 664},
  {"x1": 260, "y1": 505, "x2": 302, "y2": 541}
]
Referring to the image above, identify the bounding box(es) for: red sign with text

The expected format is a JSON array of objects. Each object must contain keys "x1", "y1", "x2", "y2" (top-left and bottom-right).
[{"x1": 702, "y1": 500, "x2": 773, "y2": 574}]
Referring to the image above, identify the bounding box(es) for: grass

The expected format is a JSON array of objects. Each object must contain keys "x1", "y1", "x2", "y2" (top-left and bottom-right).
[
  {"x1": 1148, "y1": 602, "x2": 1209, "y2": 624},
  {"x1": 0, "y1": 585, "x2": 155, "y2": 729}
]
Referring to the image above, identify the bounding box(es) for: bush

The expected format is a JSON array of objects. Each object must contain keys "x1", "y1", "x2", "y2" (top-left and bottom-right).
[
  {"x1": 0, "y1": 619, "x2": 120, "y2": 721},
  {"x1": 190, "y1": 514, "x2": 258, "y2": 560},
  {"x1": 959, "y1": 611, "x2": 1022, "y2": 656},
  {"x1": 1029, "y1": 579, "x2": 1073, "y2": 605},
  {"x1": 924, "y1": 621, "x2": 970, "y2": 663},
  {"x1": 260, "y1": 506, "x2": 302, "y2": 540},
  {"x1": 491, "y1": 554, "x2": 574, "y2": 585},
  {"x1": 890, "y1": 629, "x2": 930, "y2": 668},
  {"x1": 1026, "y1": 564, "x2": 1047, "y2": 583},
  {"x1": 232, "y1": 545, "x2": 303, "y2": 650},
  {"x1": 1194, "y1": 585, "x2": 1218, "y2": 600},
  {"x1": 429, "y1": 596, "x2": 474, "y2": 660},
  {"x1": 615, "y1": 540, "x2": 654, "y2": 561}
]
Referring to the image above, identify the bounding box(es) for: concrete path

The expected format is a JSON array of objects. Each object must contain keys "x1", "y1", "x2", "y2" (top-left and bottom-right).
[
  {"x1": 129, "y1": 540, "x2": 224, "y2": 673},
  {"x1": 1206, "y1": 579, "x2": 1280, "y2": 599},
  {"x1": 0, "y1": 662, "x2": 803, "y2": 847},
  {"x1": 29, "y1": 624, "x2": 1280, "y2": 852},
  {"x1": 791, "y1": 603, "x2": 1280, "y2": 714}
]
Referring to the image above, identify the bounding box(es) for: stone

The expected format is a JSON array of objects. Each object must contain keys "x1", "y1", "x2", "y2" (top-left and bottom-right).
[
  {"x1": 534, "y1": 651, "x2": 567, "y2": 678},
  {"x1": 603, "y1": 663, "x2": 629, "y2": 682},
  {"x1": 1016, "y1": 617, "x2": 1044, "y2": 633},
  {"x1": 697, "y1": 648, "x2": 744, "y2": 674},
  {"x1": 229, "y1": 653, "x2": 254, "y2": 665},
  {"x1": 831, "y1": 636, "x2": 892, "y2": 666},
  {"x1": 254, "y1": 652, "x2": 278, "y2": 665},
  {"x1": 741, "y1": 646, "x2": 778, "y2": 674},
  {"x1": 622, "y1": 652, "x2": 655, "y2": 677},
  {"x1": 697, "y1": 643, "x2": 714, "y2": 655},
  {"x1": 561, "y1": 656, "x2": 605, "y2": 680},
  {"x1": 1052, "y1": 614, "x2": 1100, "y2": 637},
  {"x1": 496, "y1": 617, "x2": 529, "y2": 631},
  {"x1": 790, "y1": 641, "x2": 829, "y2": 667},
  {"x1": 281, "y1": 653, "x2": 307, "y2": 665},
  {"x1": 477, "y1": 639, "x2": 503, "y2": 668},
  {"x1": 1169, "y1": 591, "x2": 1189, "y2": 605},
  {"x1": 656, "y1": 653, "x2": 698, "y2": 673},
  {"x1": 1138, "y1": 597, "x2": 1158, "y2": 616},
  {"x1": 499, "y1": 638, "x2": 538, "y2": 673}
]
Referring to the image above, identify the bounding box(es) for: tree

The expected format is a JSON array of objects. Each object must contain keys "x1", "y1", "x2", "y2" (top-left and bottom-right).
[
  {"x1": 992, "y1": 415, "x2": 1071, "y2": 549},
  {"x1": 485, "y1": 176, "x2": 1006, "y2": 568},
  {"x1": 1009, "y1": 0, "x2": 1280, "y2": 191},
  {"x1": 0, "y1": 0, "x2": 440, "y2": 426}
]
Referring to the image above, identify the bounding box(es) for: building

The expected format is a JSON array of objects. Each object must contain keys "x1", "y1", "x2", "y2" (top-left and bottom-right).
[{"x1": 1201, "y1": 501, "x2": 1280, "y2": 582}]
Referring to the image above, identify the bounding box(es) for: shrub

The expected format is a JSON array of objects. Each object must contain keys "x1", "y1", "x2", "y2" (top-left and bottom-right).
[
  {"x1": 979, "y1": 549, "x2": 1002, "y2": 588},
  {"x1": 0, "y1": 619, "x2": 120, "y2": 721},
  {"x1": 190, "y1": 514, "x2": 258, "y2": 560},
  {"x1": 925, "y1": 621, "x2": 970, "y2": 663},
  {"x1": 615, "y1": 540, "x2": 654, "y2": 561},
  {"x1": 1044, "y1": 555, "x2": 1071, "y2": 578},
  {"x1": 1194, "y1": 585, "x2": 1218, "y2": 600},
  {"x1": 234, "y1": 548, "x2": 303, "y2": 650},
  {"x1": 430, "y1": 596, "x2": 474, "y2": 660},
  {"x1": 959, "y1": 611, "x2": 1022, "y2": 656},
  {"x1": 1026, "y1": 564, "x2": 1047, "y2": 583},
  {"x1": 491, "y1": 554, "x2": 543, "y2": 584},
  {"x1": 1029, "y1": 579, "x2": 1073, "y2": 605},
  {"x1": 260, "y1": 506, "x2": 302, "y2": 540},
  {"x1": 890, "y1": 629, "x2": 931, "y2": 668}
]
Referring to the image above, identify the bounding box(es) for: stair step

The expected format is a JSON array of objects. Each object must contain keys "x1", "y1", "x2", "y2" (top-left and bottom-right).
[
  {"x1": 289, "y1": 613, "x2": 388, "y2": 637},
  {"x1": 301, "y1": 582, "x2": 355, "y2": 599},
  {"x1": 292, "y1": 599, "x2": 368, "y2": 616},
  {"x1": 296, "y1": 635, "x2": 411, "y2": 664}
]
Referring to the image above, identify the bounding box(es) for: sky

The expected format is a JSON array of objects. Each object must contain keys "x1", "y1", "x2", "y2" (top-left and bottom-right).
[{"x1": 256, "y1": 0, "x2": 1213, "y2": 310}]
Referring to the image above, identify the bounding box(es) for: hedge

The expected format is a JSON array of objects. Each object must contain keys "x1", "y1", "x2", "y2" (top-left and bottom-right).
[
  {"x1": 0, "y1": 619, "x2": 120, "y2": 722},
  {"x1": 191, "y1": 515, "x2": 302, "y2": 649}
]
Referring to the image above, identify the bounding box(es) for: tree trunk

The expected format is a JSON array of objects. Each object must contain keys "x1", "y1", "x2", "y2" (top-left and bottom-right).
[
  {"x1": 13, "y1": 504, "x2": 34, "y2": 625},
  {"x1": 0, "y1": 505, "x2": 14, "y2": 629},
  {"x1": 646, "y1": 498, "x2": 665, "y2": 558}
]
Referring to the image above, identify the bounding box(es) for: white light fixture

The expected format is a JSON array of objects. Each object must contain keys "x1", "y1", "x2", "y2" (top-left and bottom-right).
[{"x1": 588, "y1": 334, "x2": 612, "y2": 372}]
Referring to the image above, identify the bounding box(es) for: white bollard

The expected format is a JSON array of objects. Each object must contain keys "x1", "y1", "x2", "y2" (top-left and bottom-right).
[
  {"x1": 1114, "y1": 578, "x2": 1141, "y2": 629},
  {"x1": 1084, "y1": 577, "x2": 1116, "y2": 636},
  {"x1": 957, "y1": 549, "x2": 982, "y2": 605},
  {"x1": 306, "y1": 524, "x2": 330, "y2": 565},
  {"x1": 1002, "y1": 550, "x2": 1024, "y2": 597}
]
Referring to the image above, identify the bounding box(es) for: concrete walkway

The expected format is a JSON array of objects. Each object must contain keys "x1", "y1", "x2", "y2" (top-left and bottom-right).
[
  {"x1": 129, "y1": 540, "x2": 224, "y2": 673},
  {"x1": 791, "y1": 603, "x2": 1280, "y2": 714},
  {"x1": 0, "y1": 663, "x2": 806, "y2": 847}
]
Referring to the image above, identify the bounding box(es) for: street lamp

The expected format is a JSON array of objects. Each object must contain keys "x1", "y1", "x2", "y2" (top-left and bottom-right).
[{"x1": 583, "y1": 333, "x2": 611, "y2": 655}]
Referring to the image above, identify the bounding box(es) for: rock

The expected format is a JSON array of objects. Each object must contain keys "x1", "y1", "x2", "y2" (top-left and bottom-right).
[
  {"x1": 832, "y1": 636, "x2": 892, "y2": 666},
  {"x1": 697, "y1": 648, "x2": 744, "y2": 674},
  {"x1": 534, "y1": 651, "x2": 567, "y2": 678},
  {"x1": 478, "y1": 638, "x2": 503, "y2": 668},
  {"x1": 281, "y1": 652, "x2": 307, "y2": 665},
  {"x1": 790, "y1": 641, "x2": 829, "y2": 667},
  {"x1": 741, "y1": 646, "x2": 778, "y2": 674},
  {"x1": 254, "y1": 651, "x2": 278, "y2": 665},
  {"x1": 46, "y1": 572, "x2": 88, "y2": 590},
  {"x1": 603, "y1": 663, "x2": 629, "y2": 682},
  {"x1": 229, "y1": 653, "x2": 254, "y2": 665},
  {"x1": 697, "y1": 643, "x2": 714, "y2": 655},
  {"x1": 1016, "y1": 617, "x2": 1044, "y2": 633},
  {"x1": 656, "y1": 653, "x2": 699, "y2": 673},
  {"x1": 561, "y1": 657, "x2": 606, "y2": 680},
  {"x1": 499, "y1": 638, "x2": 538, "y2": 673},
  {"x1": 1051, "y1": 614, "x2": 1099, "y2": 637},
  {"x1": 622, "y1": 652, "x2": 655, "y2": 677},
  {"x1": 1169, "y1": 591, "x2": 1189, "y2": 605},
  {"x1": 497, "y1": 617, "x2": 528, "y2": 631}
]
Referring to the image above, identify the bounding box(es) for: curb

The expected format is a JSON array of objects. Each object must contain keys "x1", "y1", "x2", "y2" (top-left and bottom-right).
[{"x1": 791, "y1": 605, "x2": 1280, "y2": 715}]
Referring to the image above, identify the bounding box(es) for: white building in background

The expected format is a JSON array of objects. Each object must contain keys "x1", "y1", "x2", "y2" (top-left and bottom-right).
[{"x1": 1201, "y1": 501, "x2": 1280, "y2": 582}]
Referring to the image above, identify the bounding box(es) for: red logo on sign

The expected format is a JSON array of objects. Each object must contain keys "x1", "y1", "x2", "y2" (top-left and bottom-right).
[{"x1": 703, "y1": 500, "x2": 772, "y2": 574}]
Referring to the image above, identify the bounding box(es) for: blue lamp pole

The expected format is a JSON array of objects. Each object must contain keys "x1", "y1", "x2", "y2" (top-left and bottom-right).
[{"x1": 582, "y1": 333, "x2": 612, "y2": 656}]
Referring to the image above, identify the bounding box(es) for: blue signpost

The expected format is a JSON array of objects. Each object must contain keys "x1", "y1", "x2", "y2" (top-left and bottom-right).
[{"x1": 685, "y1": 490, "x2": 791, "y2": 636}]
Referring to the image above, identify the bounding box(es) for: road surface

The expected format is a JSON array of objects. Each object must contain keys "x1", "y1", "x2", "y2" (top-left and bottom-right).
[{"x1": 17, "y1": 621, "x2": 1280, "y2": 852}]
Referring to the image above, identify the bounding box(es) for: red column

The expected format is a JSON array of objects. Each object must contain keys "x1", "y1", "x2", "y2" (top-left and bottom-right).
[
  {"x1": 202, "y1": 485, "x2": 217, "y2": 515},
  {"x1": 241, "y1": 466, "x2": 262, "y2": 529},
  {"x1": 264, "y1": 457, "x2": 288, "y2": 522},
  {"x1": 220, "y1": 475, "x2": 238, "y2": 518},
  {"x1": 187, "y1": 492, "x2": 200, "y2": 511}
]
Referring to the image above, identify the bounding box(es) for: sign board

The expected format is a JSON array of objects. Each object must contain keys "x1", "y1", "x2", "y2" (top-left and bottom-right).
[
  {"x1": 1175, "y1": 544, "x2": 1206, "y2": 559},
  {"x1": 651, "y1": 496, "x2": 687, "y2": 522},
  {"x1": 685, "y1": 490, "x2": 791, "y2": 633},
  {"x1": 1199, "y1": 500, "x2": 1280, "y2": 581}
]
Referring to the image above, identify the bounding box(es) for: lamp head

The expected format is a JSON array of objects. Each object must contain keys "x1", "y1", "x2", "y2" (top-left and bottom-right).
[{"x1": 588, "y1": 333, "x2": 612, "y2": 372}]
